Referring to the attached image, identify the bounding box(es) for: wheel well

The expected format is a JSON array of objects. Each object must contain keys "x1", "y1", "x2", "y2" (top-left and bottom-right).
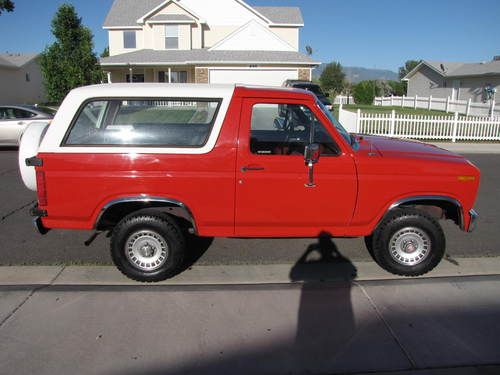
[
  {"x1": 96, "y1": 199, "x2": 196, "y2": 233},
  {"x1": 392, "y1": 199, "x2": 462, "y2": 228}
]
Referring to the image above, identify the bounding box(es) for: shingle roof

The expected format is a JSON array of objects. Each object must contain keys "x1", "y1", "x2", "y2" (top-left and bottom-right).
[
  {"x1": 104, "y1": 0, "x2": 164, "y2": 27},
  {"x1": 103, "y1": 0, "x2": 304, "y2": 27},
  {"x1": 100, "y1": 49, "x2": 319, "y2": 66},
  {"x1": 253, "y1": 6, "x2": 303, "y2": 25},
  {"x1": 409, "y1": 60, "x2": 500, "y2": 79},
  {"x1": 0, "y1": 53, "x2": 39, "y2": 68}
]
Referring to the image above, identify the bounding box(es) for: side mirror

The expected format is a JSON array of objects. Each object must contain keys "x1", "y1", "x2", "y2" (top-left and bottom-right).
[{"x1": 305, "y1": 143, "x2": 320, "y2": 165}]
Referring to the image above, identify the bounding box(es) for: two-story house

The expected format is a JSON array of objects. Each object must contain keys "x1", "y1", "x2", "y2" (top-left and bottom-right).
[{"x1": 100, "y1": 0, "x2": 319, "y2": 86}]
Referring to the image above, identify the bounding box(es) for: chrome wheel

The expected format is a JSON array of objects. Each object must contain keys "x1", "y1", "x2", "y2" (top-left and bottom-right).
[
  {"x1": 389, "y1": 227, "x2": 431, "y2": 266},
  {"x1": 125, "y1": 230, "x2": 169, "y2": 272}
]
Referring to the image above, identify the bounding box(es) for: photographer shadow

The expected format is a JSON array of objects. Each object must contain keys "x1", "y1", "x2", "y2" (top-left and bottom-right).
[{"x1": 289, "y1": 232, "x2": 358, "y2": 366}]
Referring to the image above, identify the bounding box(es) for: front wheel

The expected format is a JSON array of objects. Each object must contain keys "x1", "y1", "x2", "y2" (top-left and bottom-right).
[
  {"x1": 110, "y1": 212, "x2": 186, "y2": 282},
  {"x1": 371, "y1": 208, "x2": 445, "y2": 277}
]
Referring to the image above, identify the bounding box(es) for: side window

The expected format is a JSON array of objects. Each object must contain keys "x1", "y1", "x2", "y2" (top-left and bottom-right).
[
  {"x1": 64, "y1": 99, "x2": 220, "y2": 147},
  {"x1": 13, "y1": 108, "x2": 36, "y2": 119},
  {"x1": 250, "y1": 104, "x2": 339, "y2": 156}
]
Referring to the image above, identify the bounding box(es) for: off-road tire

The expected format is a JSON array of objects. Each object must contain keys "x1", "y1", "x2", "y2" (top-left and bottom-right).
[
  {"x1": 110, "y1": 212, "x2": 186, "y2": 282},
  {"x1": 371, "y1": 207, "x2": 445, "y2": 277}
]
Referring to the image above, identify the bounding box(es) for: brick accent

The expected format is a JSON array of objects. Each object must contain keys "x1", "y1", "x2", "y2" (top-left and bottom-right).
[
  {"x1": 195, "y1": 68, "x2": 209, "y2": 84},
  {"x1": 298, "y1": 68, "x2": 311, "y2": 81}
]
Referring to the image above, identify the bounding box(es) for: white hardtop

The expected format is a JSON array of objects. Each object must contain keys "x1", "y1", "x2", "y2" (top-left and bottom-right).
[
  {"x1": 68, "y1": 83, "x2": 238, "y2": 99},
  {"x1": 38, "y1": 83, "x2": 238, "y2": 155}
]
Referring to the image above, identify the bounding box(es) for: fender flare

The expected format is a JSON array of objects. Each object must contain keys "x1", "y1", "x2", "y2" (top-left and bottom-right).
[
  {"x1": 94, "y1": 196, "x2": 198, "y2": 233},
  {"x1": 386, "y1": 195, "x2": 464, "y2": 230}
]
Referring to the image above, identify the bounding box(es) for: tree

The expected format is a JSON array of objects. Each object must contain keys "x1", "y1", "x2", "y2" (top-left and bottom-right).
[
  {"x1": 398, "y1": 60, "x2": 421, "y2": 79},
  {"x1": 40, "y1": 4, "x2": 102, "y2": 103},
  {"x1": 319, "y1": 62, "x2": 346, "y2": 96},
  {"x1": 0, "y1": 0, "x2": 14, "y2": 15},
  {"x1": 101, "y1": 46, "x2": 109, "y2": 58}
]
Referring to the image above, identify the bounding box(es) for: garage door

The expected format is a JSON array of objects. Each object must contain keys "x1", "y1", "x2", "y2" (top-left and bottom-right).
[{"x1": 209, "y1": 69, "x2": 299, "y2": 86}]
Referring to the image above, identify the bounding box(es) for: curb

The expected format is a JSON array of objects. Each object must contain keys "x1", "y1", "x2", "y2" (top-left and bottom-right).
[{"x1": 1, "y1": 257, "x2": 500, "y2": 286}]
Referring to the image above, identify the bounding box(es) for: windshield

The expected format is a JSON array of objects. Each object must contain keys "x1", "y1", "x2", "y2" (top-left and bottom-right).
[
  {"x1": 297, "y1": 85, "x2": 325, "y2": 97},
  {"x1": 316, "y1": 100, "x2": 353, "y2": 146}
]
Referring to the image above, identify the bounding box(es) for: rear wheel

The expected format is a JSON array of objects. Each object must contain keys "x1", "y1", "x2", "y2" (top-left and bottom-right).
[
  {"x1": 371, "y1": 208, "x2": 445, "y2": 276},
  {"x1": 110, "y1": 212, "x2": 186, "y2": 282}
]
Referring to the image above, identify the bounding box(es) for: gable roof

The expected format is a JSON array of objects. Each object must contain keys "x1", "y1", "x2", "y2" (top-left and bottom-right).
[
  {"x1": 404, "y1": 60, "x2": 500, "y2": 80},
  {"x1": 136, "y1": 0, "x2": 203, "y2": 24},
  {"x1": 209, "y1": 20, "x2": 295, "y2": 52},
  {"x1": 0, "y1": 53, "x2": 39, "y2": 68},
  {"x1": 253, "y1": 6, "x2": 303, "y2": 26},
  {"x1": 103, "y1": 0, "x2": 304, "y2": 27}
]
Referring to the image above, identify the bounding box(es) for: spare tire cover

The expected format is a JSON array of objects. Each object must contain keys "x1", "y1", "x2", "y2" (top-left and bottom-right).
[{"x1": 18, "y1": 122, "x2": 49, "y2": 192}]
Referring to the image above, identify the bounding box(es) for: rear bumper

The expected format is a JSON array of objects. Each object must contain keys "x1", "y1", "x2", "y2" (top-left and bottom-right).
[
  {"x1": 30, "y1": 205, "x2": 50, "y2": 235},
  {"x1": 468, "y1": 209, "x2": 479, "y2": 233}
]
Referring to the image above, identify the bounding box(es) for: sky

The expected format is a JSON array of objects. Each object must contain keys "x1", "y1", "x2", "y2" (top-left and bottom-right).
[{"x1": 0, "y1": 0, "x2": 499, "y2": 72}]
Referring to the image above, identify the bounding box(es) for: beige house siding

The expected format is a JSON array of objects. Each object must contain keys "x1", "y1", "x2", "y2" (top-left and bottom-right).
[
  {"x1": 109, "y1": 29, "x2": 143, "y2": 56},
  {"x1": 269, "y1": 27, "x2": 299, "y2": 50},
  {"x1": 202, "y1": 25, "x2": 239, "y2": 48}
]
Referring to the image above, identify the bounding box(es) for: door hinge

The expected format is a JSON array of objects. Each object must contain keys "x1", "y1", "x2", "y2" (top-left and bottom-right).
[{"x1": 25, "y1": 157, "x2": 43, "y2": 167}]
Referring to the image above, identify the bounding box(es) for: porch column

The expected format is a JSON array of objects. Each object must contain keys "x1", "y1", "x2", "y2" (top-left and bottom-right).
[
  {"x1": 106, "y1": 72, "x2": 112, "y2": 84},
  {"x1": 168, "y1": 67, "x2": 172, "y2": 83},
  {"x1": 128, "y1": 66, "x2": 133, "y2": 83}
]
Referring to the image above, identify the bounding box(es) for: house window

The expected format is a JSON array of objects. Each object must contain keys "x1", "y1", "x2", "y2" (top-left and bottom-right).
[
  {"x1": 124, "y1": 31, "x2": 136, "y2": 49},
  {"x1": 126, "y1": 74, "x2": 145, "y2": 83},
  {"x1": 165, "y1": 25, "x2": 179, "y2": 49},
  {"x1": 158, "y1": 71, "x2": 188, "y2": 83}
]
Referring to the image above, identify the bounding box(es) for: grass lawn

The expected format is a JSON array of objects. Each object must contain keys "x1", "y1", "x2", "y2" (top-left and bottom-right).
[{"x1": 333, "y1": 104, "x2": 453, "y2": 119}]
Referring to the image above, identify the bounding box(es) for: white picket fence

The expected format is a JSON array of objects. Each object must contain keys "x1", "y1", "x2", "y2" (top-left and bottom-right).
[
  {"x1": 374, "y1": 95, "x2": 499, "y2": 117},
  {"x1": 333, "y1": 95, "x2": 355, "y2": 105},
  {"x1": 338, "y1": 105, "x2": 500, "y2": 142}
]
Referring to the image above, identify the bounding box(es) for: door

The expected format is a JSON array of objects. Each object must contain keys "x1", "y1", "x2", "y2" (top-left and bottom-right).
[
  {"x1": 209, "y1": 68, "x2": 299, "y2": 86},
  {"x1": 0, "y1": 107, "x2": 33, "y2": 145},
  {"x1": 235, "y1": 98, "x2": 358, "y2": 237}
]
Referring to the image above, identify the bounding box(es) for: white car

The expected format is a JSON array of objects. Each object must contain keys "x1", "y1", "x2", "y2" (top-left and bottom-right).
[{"x1": 0, "y1": 105, "x2": 54, "y2": 146}]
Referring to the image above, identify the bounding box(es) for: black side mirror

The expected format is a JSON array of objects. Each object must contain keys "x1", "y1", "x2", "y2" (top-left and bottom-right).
[{"x1": 305, "y1": 143, "x2": 320, "y2": 165}]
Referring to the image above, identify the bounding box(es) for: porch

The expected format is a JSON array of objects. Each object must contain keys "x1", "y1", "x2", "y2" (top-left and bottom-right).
[{"x1": 104, "y1": 66, "x2": 197, "y2": 84}]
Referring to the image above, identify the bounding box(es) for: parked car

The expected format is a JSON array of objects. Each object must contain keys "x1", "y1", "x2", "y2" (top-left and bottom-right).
[
  {"x1": 18, "y1": 84, "x2": 480, "y2": 282},
  {"x1": 0, "y1": 105, "x2": 54, "y2": 146},
  {"x1": 283, "y1": 80, "x2": 332, "y2": 109}
]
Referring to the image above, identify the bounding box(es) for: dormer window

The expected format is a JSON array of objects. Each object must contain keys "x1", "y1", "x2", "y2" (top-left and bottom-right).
[
  {"x1": 124, "y1": 31, "x2": 136, "y2": 49},
  {"x1": 165, "y1": 25, "x2": 179, "y2": 49}
]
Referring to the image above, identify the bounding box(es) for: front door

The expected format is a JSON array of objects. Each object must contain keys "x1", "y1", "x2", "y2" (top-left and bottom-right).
[{"x1": 235, "y1": 98, "x2": 358, "y2": 237}]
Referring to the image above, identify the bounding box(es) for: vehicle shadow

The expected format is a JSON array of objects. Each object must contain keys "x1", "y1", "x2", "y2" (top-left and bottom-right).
[{"x1": 175, "y1": 235, "x2": 214, "y2": 275}]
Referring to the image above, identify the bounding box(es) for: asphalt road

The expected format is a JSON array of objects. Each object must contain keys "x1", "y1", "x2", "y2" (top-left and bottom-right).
[{"x1": 0, "y1": 148, "x2": 498, "y2": 266}]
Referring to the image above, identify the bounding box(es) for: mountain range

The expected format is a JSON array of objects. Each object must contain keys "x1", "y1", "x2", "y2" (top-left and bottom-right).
[{"x1": 313, "y1": 65, "x2": 399, "y2": 83}]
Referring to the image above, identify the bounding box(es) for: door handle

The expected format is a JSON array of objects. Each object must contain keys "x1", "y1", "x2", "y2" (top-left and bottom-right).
[{"x1": 241, "y1": 165, "x2": 265, "y2": 172}]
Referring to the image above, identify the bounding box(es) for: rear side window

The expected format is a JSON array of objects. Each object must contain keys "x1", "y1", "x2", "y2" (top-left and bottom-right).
[{"x1": 64, "y1": 99, "x2": 220, "y2": 147}]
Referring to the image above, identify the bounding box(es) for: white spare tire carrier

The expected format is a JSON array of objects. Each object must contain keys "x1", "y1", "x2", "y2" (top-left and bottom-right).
[{"x1": 18, "y1": 122, "x2": 50, "y2": 192}]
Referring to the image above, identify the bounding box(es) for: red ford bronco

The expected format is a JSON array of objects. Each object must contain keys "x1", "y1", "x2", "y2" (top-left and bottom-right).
[{"x1": 19, "y1": 84, "x2": 480, "y2": 282}]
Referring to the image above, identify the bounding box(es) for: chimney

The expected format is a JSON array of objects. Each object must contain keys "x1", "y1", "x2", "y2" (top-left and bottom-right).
[{"x1": 494, "y1": 56, "x2": 500, "y2": 61}]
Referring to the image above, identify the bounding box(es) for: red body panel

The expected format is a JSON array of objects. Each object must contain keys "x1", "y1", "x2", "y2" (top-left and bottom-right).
[{"x1": 36, "y1": 87, "x2": 481, "y2": 237}]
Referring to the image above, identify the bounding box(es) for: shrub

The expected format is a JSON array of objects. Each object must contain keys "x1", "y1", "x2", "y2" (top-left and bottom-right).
[{"x1": 353, "y1": 80, "x2": 381, "y2": 105}]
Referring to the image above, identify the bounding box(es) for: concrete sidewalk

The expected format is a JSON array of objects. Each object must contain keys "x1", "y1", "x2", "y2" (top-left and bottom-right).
[{"x1": 1, "y1": 259, "x2": 500, "y2": 374}]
